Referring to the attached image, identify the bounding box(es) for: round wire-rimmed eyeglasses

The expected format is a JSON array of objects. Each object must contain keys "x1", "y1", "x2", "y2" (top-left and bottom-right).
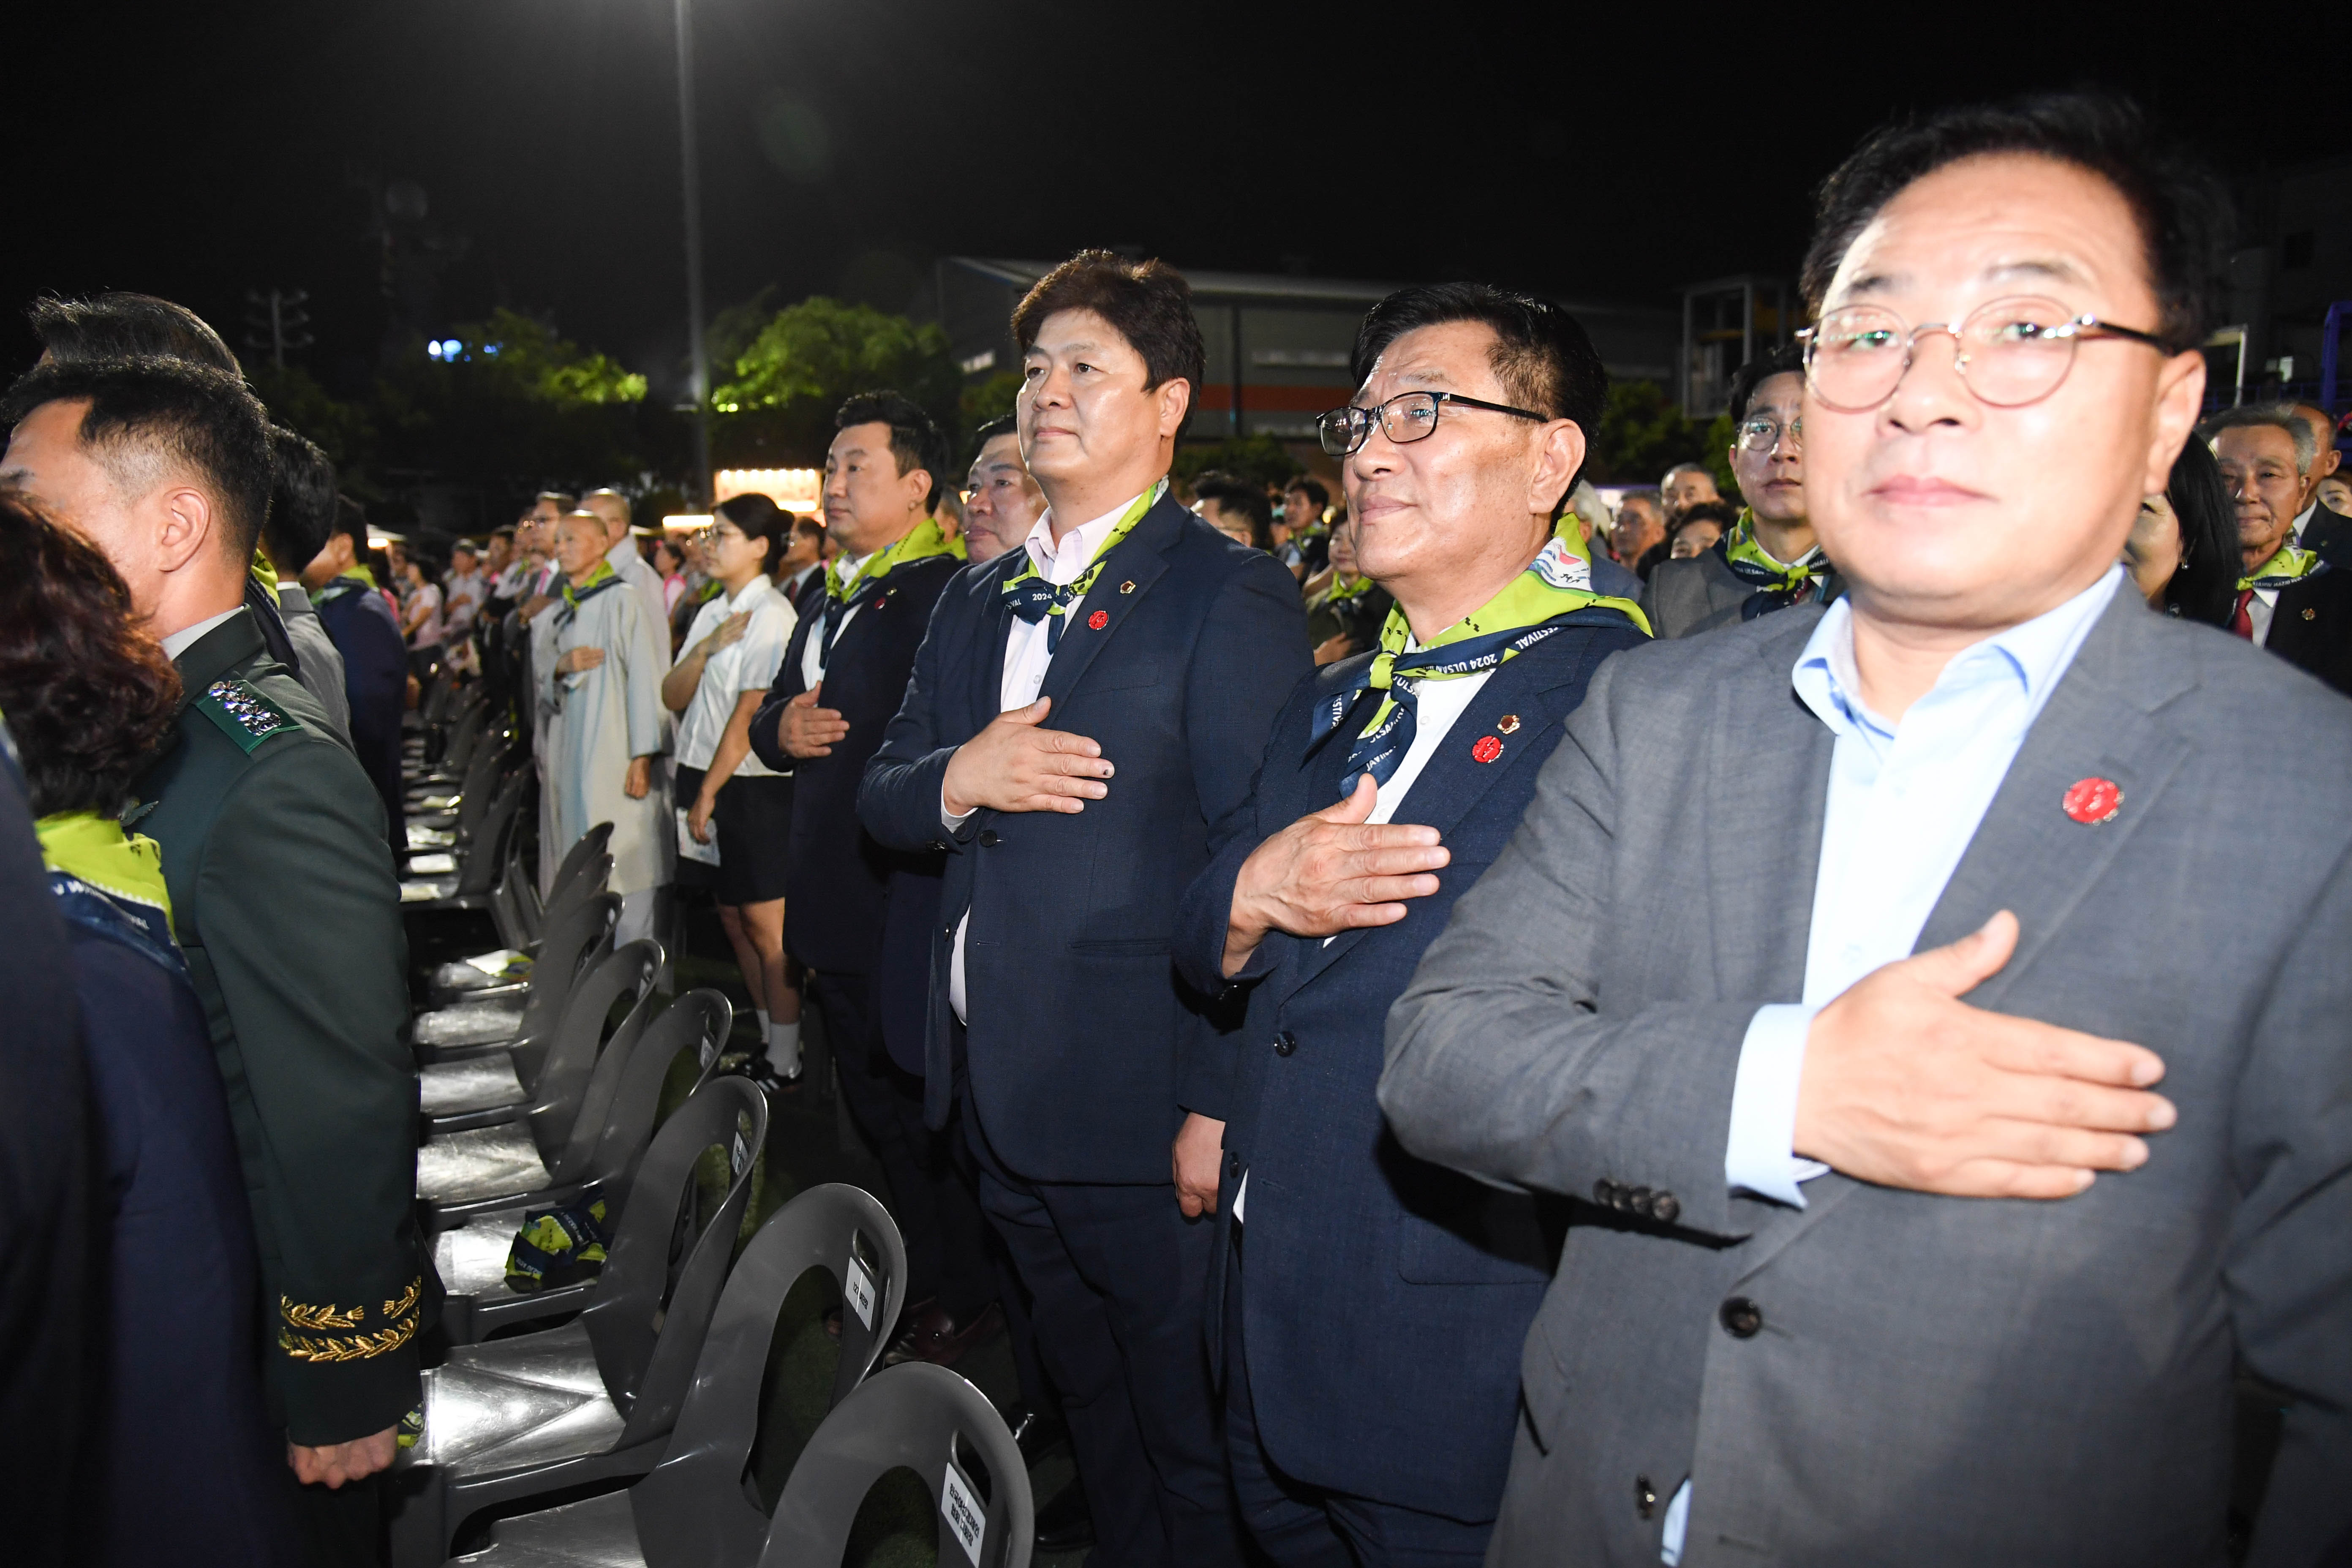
[{"x1": 1797, "y1": 296, "x2": 2167, "y2": 412}]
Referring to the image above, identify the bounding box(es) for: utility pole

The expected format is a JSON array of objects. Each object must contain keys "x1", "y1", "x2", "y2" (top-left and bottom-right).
[
  {"x1": 243, "y1": 287, "x2": 313, "y2": 370},
  {"x1": 674, "y1": 0, "x2": 713, "y2": 507}
]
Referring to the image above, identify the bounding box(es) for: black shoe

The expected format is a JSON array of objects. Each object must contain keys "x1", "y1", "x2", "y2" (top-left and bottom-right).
[
  {"x1": 1033, "y1": 1477, "x2": 1094, "y2": 1555},
  {"x1": 1001, "y1": 1402, "x2": 1070, "y2": 1467}
]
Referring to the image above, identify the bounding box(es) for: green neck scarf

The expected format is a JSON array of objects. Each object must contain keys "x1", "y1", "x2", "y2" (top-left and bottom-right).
[
  {"x1": 1719, "y1": 508, "x2": 1826, "y2": 596},
  {"x1": 37, "y1": 810, "x2": 174, "y2": 935},
  {"x1": 2240, "y1": 542, "x2": 2329, "y2": 592},
  {"x1": 1326, "y1": 574, "x2": 1377, "y2": 606},
  {"x1": 561, "y1": 559, "x2": 617, "y2": 607},
  {"x1": 998, "y1": 481, "x2": 1166, "y2": 648},
  {"x1": 1350, "y1": 529, "x2": 1650, "y2": 742},
  {"x1": 827, "y1": 517, "x2": 961, "y2": 603}
]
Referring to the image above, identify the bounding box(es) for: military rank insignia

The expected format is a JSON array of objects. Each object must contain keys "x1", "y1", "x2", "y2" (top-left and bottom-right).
[{"x1": 196, "y1": 678, "x2": 299, "y2": 754}]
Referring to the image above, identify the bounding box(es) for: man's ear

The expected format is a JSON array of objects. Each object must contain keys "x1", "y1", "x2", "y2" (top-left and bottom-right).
[
  {"x1": 905, "y1": 466, "x2": 934, "y2": 516},
  {"x1": 2145, "y1": 349, "x2": 2208, "y2": 498},
  {"x1": 151, "y1": 483, "x2": 218, "y2": 577},
  {"x1": 1157, "y1": 379, "x2": 1194, "y2": 442},
  {"x1": 1529, "y1": 419, "x2": 1587, "y2": 520}
]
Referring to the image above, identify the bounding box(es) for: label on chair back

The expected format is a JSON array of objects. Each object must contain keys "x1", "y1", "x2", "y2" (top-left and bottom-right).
[
  {"x1": 940, "y1": 1458, "x2": 985, "y2": 1565},
  {"x1": 845, "y1": 1255, "x2": 878, "y2": 1331},
  {"x1": 731, "y1": 1132, "x2": 750, "y2": 1176}
]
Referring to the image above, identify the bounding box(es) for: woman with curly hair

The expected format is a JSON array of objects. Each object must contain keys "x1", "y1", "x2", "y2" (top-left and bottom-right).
[{"x1": 0, "y1": 493, "x2": 297, "y2": 1562}]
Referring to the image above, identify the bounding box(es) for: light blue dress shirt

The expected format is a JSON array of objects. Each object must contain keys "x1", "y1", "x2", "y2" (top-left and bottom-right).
[{"x1": 1664, "y1": 565, "x2": 2124, "y2": 1565}]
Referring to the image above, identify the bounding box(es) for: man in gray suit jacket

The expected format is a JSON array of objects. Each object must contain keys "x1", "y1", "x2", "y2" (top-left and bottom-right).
[{"x1": 1378, "y1": 94, "x2": 2352, "y2": 1567}]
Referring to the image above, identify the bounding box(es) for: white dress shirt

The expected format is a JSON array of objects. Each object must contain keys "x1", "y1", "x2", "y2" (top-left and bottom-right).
[
  {"x1": 799, "y1": 550, "x2": 873, "y2": 689},
  {"x1": 1665, "y1": 565, "x2": 2123, "y2": 1565},
  {"x1": 947, "y1": 488, "x2": 1155, "y2": 1024},
  {"x1": 673, "y1": 574, "x2": 796, "y2": 775},
  {"x1": 1233, "y1": 648, "x2": 1492, "y2": 1226}
]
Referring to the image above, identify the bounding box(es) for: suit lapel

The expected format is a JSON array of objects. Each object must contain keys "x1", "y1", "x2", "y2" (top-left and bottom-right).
[
  {"x1": 1034, "y1": 499, "x2": 1184, "y2": 710},
  {"x1": 970, "y1": 555, "x2": 1021, "y2": 729},
  {"x1": 1701, "y1": 614, "x2": 1832, "y2": 1003},
  {"x1": 1732, "y1": 591, "x2": 2197, "y2": 1281},
  {"x1": 1280, "y1": 641, "x2": 1594, "y2": 998}
]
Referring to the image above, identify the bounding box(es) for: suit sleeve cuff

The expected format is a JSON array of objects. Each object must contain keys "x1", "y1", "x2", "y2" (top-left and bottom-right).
[{"x1": 1725, "y1": 1002, "x2": 1824, "y2": 1208}]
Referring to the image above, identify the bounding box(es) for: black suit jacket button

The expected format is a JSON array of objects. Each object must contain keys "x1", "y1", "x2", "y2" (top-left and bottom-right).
[
  {"x1": 1635, "y1": 1474, "x2": 1656, "y2": 1519},
  {"x1": 1720, "y1": 1296, "x2": 1763, "y2": 1339},
  {"x1": 1650, "y1": 1191, "x2": 1680, "y2": 1224},
  {"x1": 978, "y1": 828, "x2": 1001, "y2": 847},
  {"x1": 1272, "y1": 1031, "x2": 1297, "y2": 1057},
  {"x1": 1592, "y1": 1179, "x2": 1616, "y2": 1205}
]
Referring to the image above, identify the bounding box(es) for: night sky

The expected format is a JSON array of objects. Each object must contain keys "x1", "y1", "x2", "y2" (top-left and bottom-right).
[{"x1": 10, "y1": 1, "x2": 2347, "y2": 398}]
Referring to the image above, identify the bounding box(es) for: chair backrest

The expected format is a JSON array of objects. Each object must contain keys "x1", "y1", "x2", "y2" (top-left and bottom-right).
[
  {"x1": 554, "y1": 989, "x2": 733, "y2": 1188},
  {"x1": 508, "y1": 892, "x2": 619, "y2": 1049},
  {"x1": 446, "y1": 743, "x2": 504, "y2": 838},
  {"x1": 546, "y1": 822, "x2": 615, "y2": 909},
  {"x1": 754, "y1": 1364, "x2": 1032, "y2": 1568},
  {"x1": 452, "y1": 772, "x2": 526, "y2": 896},
  {"x1": 629, "y1": 1183, "x2": 908, "y2": 1568},
  {"x1": 581, "y1": 1075, "x2": 768, "y2": 1443},
  {"x1": 438, "y1": 696, "x2": 489, "y2": 773},
  {"x1": 520, "y1": 938, "x2": 660, "y2": 1143},
  {"x1": 535, "y1": 849, "x2": 614, "y2": 942},
  {"x1": 489, "y1": 825, "x2": 537, "y2": 949}
]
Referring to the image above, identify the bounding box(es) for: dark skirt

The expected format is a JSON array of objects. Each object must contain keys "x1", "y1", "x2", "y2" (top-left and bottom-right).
[
  {"x1": 671, "y1": 766, "x2": 716, "y2": 890},
  {"x1": 712, "y1": 771, "x2": 793, "y2": 906}
]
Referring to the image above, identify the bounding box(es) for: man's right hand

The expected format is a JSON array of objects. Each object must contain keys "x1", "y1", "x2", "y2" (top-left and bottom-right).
[
  {"x1": 1794, "y1": 910, "x2": 2175, "y2": 1200},
  {"x1": 778, "y1": 683, "x2": 849, "y2": 759},
  {"x1": 939, "y1": 697, "x2": 1111, "y2": 817},
  {"x1": 1222, "y1": 774, "x2": 1449, "y2": 976}
]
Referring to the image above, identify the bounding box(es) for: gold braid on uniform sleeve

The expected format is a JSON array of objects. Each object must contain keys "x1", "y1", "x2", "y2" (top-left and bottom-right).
[{"x1": 278, "y1": 1278, "x2": 423, "y2": 1363}]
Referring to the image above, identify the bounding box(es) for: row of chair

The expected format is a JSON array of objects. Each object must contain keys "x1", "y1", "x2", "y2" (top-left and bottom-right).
[{"x1": 393, "y1": 674, "x2": 1034, "y2": 1565}]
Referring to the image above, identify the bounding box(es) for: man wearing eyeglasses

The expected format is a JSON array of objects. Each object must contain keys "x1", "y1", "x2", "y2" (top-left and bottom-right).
[
  {"x1": 859, "y1": 251, "x2": 1308, "y2": 1566},
  {"x1": 1379, "y1": 93, "x2": 2352, "y2": 1565},
  {"x1": 1642, "y1": 343, "x2": 1830, "y2": 637},
  {"x1": 1170, "y1": 283, "x2": 1647, "y2": 1565}
]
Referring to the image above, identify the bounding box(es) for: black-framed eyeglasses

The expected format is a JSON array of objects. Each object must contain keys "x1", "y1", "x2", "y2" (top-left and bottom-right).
[
  {"x1": 1736, "y1": 415, "x2": 1802, "y2": 453},
  {"x1": 1797, "y1": 296, "x2": 2167, "y2": 413},
  {"x1": 1317, "y1": 390, "x2": 1549, "y2": 457}
]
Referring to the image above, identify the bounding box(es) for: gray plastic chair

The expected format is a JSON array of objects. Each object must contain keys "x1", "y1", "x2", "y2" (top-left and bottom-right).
[
  {"x1": 403, "y1": 771, "x2": 525, "y2": 910},
  {"x1": 391, "y1": 1075, "x2": 769, "y2": 1566},
  {"x1": 429, "y1": 836, "x2": 613, "y2": 1005},
  {"x1": 415, "y1": 940, "x2": 661, "y2": 1224},
  {"x1": 432, "y1": 990, "x2": 736, "y2": 1343},
  {"x1": 413, "y1": 893, "x2": 618, "y2": 1065},
  {"x1": 441, "y1": 1183, "x2": 916, "y2": 1568}
]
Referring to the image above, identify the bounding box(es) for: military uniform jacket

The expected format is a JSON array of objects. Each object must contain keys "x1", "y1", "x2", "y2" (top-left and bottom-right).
[{"x1": 133, "y1": 609, "x2": 426, "y2": 1446}]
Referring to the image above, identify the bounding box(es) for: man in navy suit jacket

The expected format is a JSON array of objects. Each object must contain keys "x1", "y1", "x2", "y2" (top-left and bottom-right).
[
  {"x1": 747, "y1": 392, "x2": 992, "y2": 1358},
  {"x1": 860, "y1": 252, "x2": 1309, "y2": 1566},
  {"x1": 1171, "y1": 285, "x2": 1648, "y2": 1564}
]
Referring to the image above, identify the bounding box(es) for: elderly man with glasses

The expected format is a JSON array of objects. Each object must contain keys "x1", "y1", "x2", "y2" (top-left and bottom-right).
[
  {"x1": 1379, "y1": 93, "x2": 2352, "y2": 1566},
  {"x1": 1642, "y1": 343, "x2": 1827, "y2": 638},
  {"x1": 1170, "y1": 282, "x2": 1647, "y2": 1566}
]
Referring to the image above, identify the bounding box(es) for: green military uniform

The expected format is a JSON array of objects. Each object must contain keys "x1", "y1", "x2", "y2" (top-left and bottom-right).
[{"x1": 129, "y1": 607, "x2": 428, "y2": 1446}]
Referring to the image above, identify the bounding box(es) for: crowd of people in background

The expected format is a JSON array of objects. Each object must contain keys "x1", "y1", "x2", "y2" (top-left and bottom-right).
[{"x1": 0, "y1": 86, "x2": 2345, "y2": 1568}]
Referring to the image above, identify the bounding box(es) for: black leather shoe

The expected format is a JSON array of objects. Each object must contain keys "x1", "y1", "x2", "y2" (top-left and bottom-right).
[
  {"x1": 1033, "y1": 1477, "x2": 1094, "y2": 1555},
  {"x1": 883, "y1": 1301, "x2": 1003, "y2": 1370},
  {"x1": 1002, "y1": 1402, "x2": 1070, "y2": 1467}
]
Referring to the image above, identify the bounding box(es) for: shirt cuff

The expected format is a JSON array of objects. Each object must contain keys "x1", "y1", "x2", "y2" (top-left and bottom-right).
[
  {"x1": 940, "y1": 792, "x2": 977, "y2": 834},
  {"x1": 1725, "y1": 1002, "x2": 1829, "y2": 1208}
]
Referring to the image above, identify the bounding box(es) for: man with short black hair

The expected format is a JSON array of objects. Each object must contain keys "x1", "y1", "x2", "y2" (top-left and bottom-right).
[
  {"x1": 303, "y1": 497, "x2": 411, "y2": 851},
  {"x1": 1284, "y1": 475, "x2": 1332, "y2": 578},
  {"x1": 750, "y1": 390, "x2": 981, "y2": 1334},
  {"x1": 0, "y1": 356, "x2": 424, "y2": 1555},
  {"x1": 263, "y1": 426, "x2": 352, "y2": 741},
  {"x1": 1380, "y1": 93, "x2": 2352, "y2": 1564},
  {"x1": 1192, "y1": 468, "x2": 1272, "y2": 550},
  {"x1": 962, "y1": 414, "x2": 1043, "y2": 566},
  {"x1": 1176, "y1": 281, "x2": 1647, "y2": 1565},
  {"x1": 29, "y1": 291, "x2": 242, "y2": 374},
  {"x1": 2210, "y1": 409, "x2": 2352, "y2": 691},
  {"x1": 862, "y1": 250, "x2": 1310, "y2": 1565},
  {"x1": 1643, "y1": 344, "x2": 1829, "y2": 637}
]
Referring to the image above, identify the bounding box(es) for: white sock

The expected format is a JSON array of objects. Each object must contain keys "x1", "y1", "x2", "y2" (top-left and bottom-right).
[{"x1": 770, "y1": 1020, "x2": 802, "y2": 1077}]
